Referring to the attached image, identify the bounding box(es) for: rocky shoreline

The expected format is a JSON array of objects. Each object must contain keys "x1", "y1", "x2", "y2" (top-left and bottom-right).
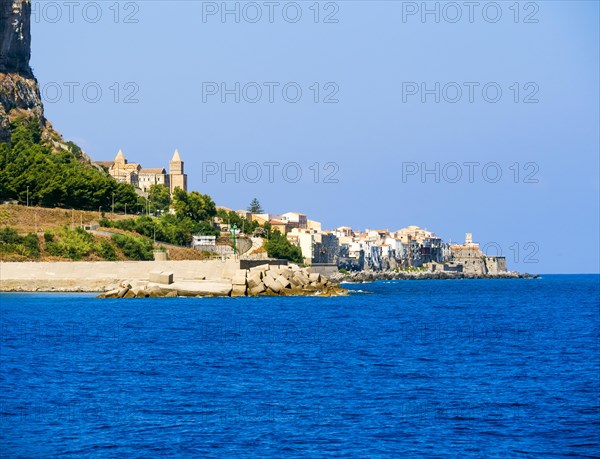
[
  {"x1": 98, "y1": 264, "x2": 348, "y2": 299},
  {"x1": 0, "y1": 261, "x2": 538, "y2": 296},
  {"x1": 330, "y1": 270, "x2": 538, "y2": 283}
]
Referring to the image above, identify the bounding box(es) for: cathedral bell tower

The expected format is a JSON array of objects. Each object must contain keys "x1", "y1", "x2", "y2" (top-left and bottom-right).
[{"x1": 169, "y1": 149, "x2": 188, "y2": 194}]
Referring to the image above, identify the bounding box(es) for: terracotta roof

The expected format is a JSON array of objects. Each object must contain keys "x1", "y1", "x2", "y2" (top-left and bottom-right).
[
  {"x1": 95, "y1": 161, "x2": 114, "y2": 167},
  {"x1": 269, "y1": 219, "x2": 286, "y2": 225}
]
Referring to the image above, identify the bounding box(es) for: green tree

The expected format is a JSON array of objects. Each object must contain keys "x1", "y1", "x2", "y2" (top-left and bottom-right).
[
  {"x1": 148, "y1": 184, "x2": 171, "y2": 215},
  {"x1": 0, "y1": 119, "x2": 141, "y2": 211},
  {"x1": 247, "y1": 197, "x2": 263, "y2": 213},
  {"x1": 172, "y1": 188, "x2": 216, "y2": 222},
  {"x1": 265, "y1": 230, "x2": 303, "y2": 263},
  {"x1": 111, "y1": 234, "x2": 154, "y2": 261}
]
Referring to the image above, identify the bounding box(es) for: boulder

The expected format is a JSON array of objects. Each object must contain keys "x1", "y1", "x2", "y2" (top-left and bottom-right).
[
  {"x1": 149, "y1": 271, "x2": 174, "y2": 285},
  {"x1": 232, "y1": 270, "x2": 248, "y2": 286},
  {"x1": 101, "y1": 289, "x2": 120, "y2": 299},
  {"x1": 263, "y1": 276, "x2": 283, "y2": 293},
  {"x1": 169, "y1": 281, "x2": 232, "y2": 297},
  {"x1": 164, "y1": 291, "x2": 178, "y2": 298},
  {"x1": 247, "y1": 274, "x2": 262, "y2": 289},
  {"x1": 280, "y1": 270, "x2": 294, "y2": 281},
  {"x1": 249, "y1": 264, "x2": 269, "y2": 274},
  {"x1": 231, "y1": 284, "x2": 247, "y2": 297},
  {"x1": 289, "y1": 276, "x2": 301, "y2": 288},
  {"x1": 249, "y1": 282, "x2": 266, "y2": 296},
  {"x1": 293, "y1": 273, "x2": 308, "y2": 286},
  {"x1": 123, "y1": 289, "x2": 136, "y2": 299},
  {"x1": 309, "y1": 273, "x2": 321, "y2": 283},
  {"x1": 147, "y1": 287, "x2": 165, "y2": 298},
  {"x1": 265, "y1": 270, "x2": 278, "y2": 282},
  {"x1": 117, "y1": 287, "x2": 129, "y2": 298},
  {"x1": 276, "y1": 275, "x2": 291, "y2": 289}
]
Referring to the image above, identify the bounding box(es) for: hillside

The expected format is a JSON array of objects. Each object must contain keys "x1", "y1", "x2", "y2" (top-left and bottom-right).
[
  {"x1": 0, "y1": 205, "x2": 219, "y2": 262},
  {"x1": 0, "y1": 204, "x2": 132, "y2": 234}
]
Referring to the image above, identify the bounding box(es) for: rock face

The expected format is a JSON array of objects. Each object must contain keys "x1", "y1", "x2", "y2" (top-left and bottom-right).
[
  {"x1": 1, "y1": 1, "x2": 33, "y2": 77},
  {"x1": 0, "y1": 0, "x2": 44, "y2": 143}
]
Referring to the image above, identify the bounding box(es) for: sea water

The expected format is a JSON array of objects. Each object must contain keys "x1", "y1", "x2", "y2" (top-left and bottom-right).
[{"x1": 1, "y1": 275, "x2": 599, "y2": 458}]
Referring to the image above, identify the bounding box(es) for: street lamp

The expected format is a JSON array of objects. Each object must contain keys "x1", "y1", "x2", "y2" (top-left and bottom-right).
[{"x1": 230, "y1": 224, "x2": 237, "y2": 256}]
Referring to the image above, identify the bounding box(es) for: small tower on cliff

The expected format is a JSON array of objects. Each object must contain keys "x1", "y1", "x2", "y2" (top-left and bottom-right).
[
  {"x1": 169, "y1": 149, "x2": 188, "y2": 194},
  {"x1": 114, "y1": 149, "x2": 127, "y2": 165}
]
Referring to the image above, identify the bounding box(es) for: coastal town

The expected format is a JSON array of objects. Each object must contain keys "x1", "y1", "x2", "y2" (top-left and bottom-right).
[{"x1": 91, "y1": 150, "x2": 508, "y2": 278}]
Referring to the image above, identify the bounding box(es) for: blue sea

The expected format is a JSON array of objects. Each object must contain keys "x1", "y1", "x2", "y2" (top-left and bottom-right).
[{"x1": 1, "y1": 275, "x2": 599, "y2": 458}]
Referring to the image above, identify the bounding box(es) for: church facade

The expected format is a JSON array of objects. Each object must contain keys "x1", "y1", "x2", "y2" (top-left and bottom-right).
[{"x1": 97, "y1": 150, "x2": 188, "y2": 195}]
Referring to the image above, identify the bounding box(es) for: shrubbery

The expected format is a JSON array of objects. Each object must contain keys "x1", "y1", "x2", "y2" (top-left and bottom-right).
[
  {"x1": 0, "y1": 225, "x2": 152, "y2": 261},
  {"x1": 96, "y1": 239, "x2": 117, "y2": 261},
  {"x1": 0, "y1": 227, "x2": 40, "y2": 259},
  {"x1": 45, "y1": 227, "x2": 96, "y2": 260},
  {"x1": 111, "y1": 234, "x2": 154, "y2": 261},
  {"x1": 265, "y1": 230, "x2": 303, "y2": 264}
]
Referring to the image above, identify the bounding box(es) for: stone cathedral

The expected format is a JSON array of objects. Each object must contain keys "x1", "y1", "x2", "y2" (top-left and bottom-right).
[{"x1": 97, "y1": 150, "x2": 188, "y2": 195}]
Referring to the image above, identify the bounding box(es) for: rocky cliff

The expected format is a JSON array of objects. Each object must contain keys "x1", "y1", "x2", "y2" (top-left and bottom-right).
[{"x1": 0, "y1": 0, "x2": 45, "y2": 143}]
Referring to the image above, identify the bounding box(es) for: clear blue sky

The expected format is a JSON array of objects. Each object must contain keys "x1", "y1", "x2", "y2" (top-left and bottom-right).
[{"x1": 30, "y1": 1, "x2": 599, "y2": 274}]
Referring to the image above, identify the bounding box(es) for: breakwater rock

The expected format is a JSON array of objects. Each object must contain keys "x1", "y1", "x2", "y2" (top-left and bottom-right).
[
  {"x1": 98, "y1": 264, "x2": 348, "y2": 299},
  {"x1": 330, "y1": 270, "x2": 538, "y2": 283}
]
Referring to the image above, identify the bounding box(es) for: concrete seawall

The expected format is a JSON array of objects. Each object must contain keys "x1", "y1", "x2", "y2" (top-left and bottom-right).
[{"x1": 0, "y1": 260, "x2": 240, "y2": 292}]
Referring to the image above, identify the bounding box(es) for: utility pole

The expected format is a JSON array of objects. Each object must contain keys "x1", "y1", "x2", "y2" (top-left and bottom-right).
[
  {"x1": 124, "y1": 203, "x2": 127, "y2": 216},
  {"x1": 230, "y1": 224, "x2": 237, "y2": 255},
  {"x1": 112, "y1": 192, "x2": 115, "y2": 215},
  {"x1": 26, "y1": 186, "x2": 29, "y2": 207},
  {"x1": 99, "y1": 206, "x2": 102, "y2": 217}
]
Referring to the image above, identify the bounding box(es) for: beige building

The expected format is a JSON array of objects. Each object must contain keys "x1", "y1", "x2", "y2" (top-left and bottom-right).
[
  {"x1": 99, "y1": 149, "x2": 188, "y2": 196},
  {"x1": 139, "y1": 168, "x2": 168, "y2": 192},
  {"x1": 450, "y1": 233, "x2": 507, "y2": 275},
  {"x1": 394, "y1": 226, "x2": 435, "y2": 244},
  {"x1": 268, "y1": 219, "x2": 288, "y2": 234},
  {"x1": 280, "y1": 212, "x2": 308, "y2": 230},
  {"x1": 307, "y1": 219, "x2": 322, "y2": 232},
  {"x1": 108, "y1": 150, "x2": 140, "y2": 187},
  {"x1": 288, "y1": 228, "x2": 321, "y2": 265}
]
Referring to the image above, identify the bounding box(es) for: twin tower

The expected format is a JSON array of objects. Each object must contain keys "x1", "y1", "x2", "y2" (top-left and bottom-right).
[{"x1": 105, "y1": 149, "x2": 187, "y2": 195}]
